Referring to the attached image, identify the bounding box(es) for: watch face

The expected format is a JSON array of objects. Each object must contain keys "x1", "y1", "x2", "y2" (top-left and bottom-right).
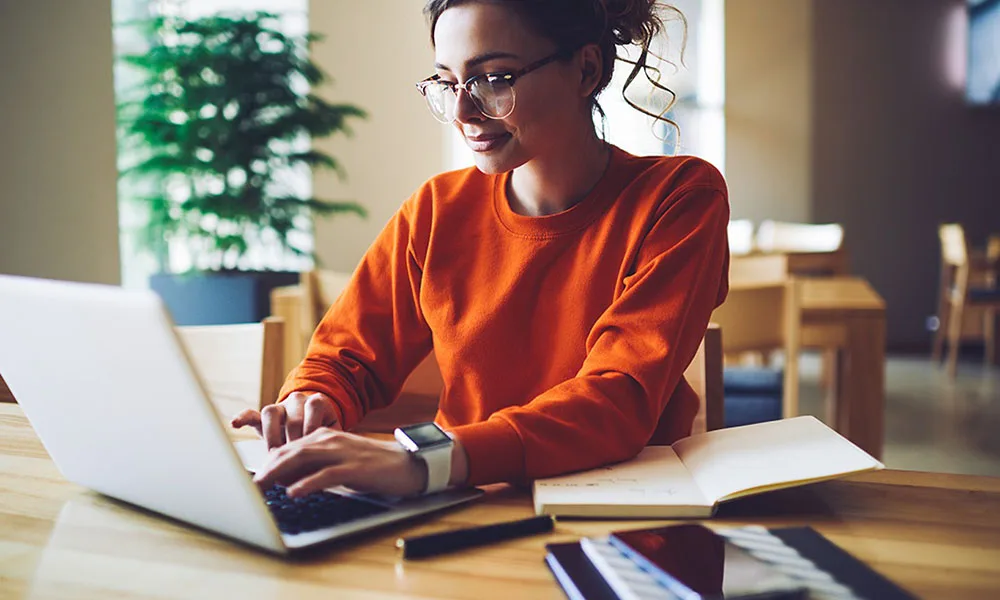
[{"x1": 400, "y1": 422, "x2": 451, "y2": 449}]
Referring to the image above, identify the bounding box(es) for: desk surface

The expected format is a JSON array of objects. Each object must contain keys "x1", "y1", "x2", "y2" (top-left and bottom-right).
[{"x1": 4, "y1": 406, "x2": 999, "y2": 599}]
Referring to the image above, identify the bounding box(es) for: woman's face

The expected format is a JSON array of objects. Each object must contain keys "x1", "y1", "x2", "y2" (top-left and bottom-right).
[{"x1": 432, "y1": 2, "x2": 590, "y2": 174}]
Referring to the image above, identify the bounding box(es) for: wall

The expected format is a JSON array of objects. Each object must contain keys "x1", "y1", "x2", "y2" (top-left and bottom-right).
[
  {"x1": 0, "y1": 0, "x2": 120, "y2": 285},
  {"x1": 308, "y1": 0, "x2": 445, "y2": 273},
  {"x1": 812, "y1": 0, "x2": 1000, "y2": 348},
  {"x1": 727, "y1": 0, "x2": 1000, "y2": 348},
  {"x1": 725, "y1": 0, "x2": 812, "y2": 223}
]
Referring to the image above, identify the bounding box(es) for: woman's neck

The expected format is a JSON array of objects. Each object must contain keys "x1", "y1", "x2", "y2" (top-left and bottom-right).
[{"x1": 507, "y1": 131, "x2": 611, "y2": 217}]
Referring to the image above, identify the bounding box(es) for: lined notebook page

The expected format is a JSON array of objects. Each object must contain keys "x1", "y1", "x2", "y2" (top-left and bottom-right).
[{"x1": 673, "y1": 416, "x2": 883, "y2": 504}]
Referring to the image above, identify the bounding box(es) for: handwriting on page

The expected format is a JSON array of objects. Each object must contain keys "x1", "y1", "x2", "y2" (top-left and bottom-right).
[{"x1": 535, "y1": 470, "x2": 680, "y2": 496}]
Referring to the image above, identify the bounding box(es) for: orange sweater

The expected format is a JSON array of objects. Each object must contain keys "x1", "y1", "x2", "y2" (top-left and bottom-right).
[{"x1": 280, "y1": 146, "x2": 729, "y2": 486}]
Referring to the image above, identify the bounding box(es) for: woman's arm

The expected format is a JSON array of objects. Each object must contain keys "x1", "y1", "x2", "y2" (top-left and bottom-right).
[{"x1": 279, "y1": 191, "x2": 435, "y2": 431}]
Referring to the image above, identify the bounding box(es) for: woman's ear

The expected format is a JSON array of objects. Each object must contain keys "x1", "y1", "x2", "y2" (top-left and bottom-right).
[{"x1": 577, "y1": 44, "x2": 603, "y2": 98}]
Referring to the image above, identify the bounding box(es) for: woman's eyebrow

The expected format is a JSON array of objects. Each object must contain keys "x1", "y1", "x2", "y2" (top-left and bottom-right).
[{"x1": 434, "y1": 51, "x2": 522, "y2": 72}]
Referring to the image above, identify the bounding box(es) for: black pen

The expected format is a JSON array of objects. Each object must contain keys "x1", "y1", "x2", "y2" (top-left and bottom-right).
[{"x1": 396, "y1": 515, "x2": 556, "y2": 559}]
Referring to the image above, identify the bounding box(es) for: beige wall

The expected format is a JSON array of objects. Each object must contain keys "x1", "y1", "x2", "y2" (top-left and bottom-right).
[
  {"x1": 725, "y1": 0, "x2": 812, "y2": 223},
  {"x1": 308, "y1": 0, "x2": 445, "y2": 274},
  {"x1": 0, "y1": 1, "x2": 120, "y2": 285}
]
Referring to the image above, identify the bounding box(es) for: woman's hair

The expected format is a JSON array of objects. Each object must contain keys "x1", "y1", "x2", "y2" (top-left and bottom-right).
[{"x1": 423, "y1": 0, "x2": 685, "y2": 132}]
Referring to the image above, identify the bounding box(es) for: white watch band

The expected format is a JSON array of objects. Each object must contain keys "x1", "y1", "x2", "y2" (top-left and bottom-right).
[{"x1": 419, "y1": 443, "x2": 453, "y2": 495}]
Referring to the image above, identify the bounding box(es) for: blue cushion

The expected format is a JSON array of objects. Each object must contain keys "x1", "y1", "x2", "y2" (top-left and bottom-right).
[
  {"x1": 724, "y1": 395, "x2": 782, "y2": 428},
  {"x1": 724, "y1": 366, "x2": 783, "y2": 395},
  {"x1": 969, "y1": 287, "x2": 1000, "y2": 303}
]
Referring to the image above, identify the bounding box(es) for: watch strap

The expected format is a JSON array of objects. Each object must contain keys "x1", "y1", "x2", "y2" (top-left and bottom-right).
[{"x1": 421, "y1": 443, "x2": 452, "y2": 494}]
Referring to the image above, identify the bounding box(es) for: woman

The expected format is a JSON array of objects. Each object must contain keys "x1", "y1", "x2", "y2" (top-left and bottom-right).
[{"x1": 236, "y1": 0, "x2": 729, "y2": 499}]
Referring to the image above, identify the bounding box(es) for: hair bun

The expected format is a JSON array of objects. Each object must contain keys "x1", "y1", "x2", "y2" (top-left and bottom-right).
[{"x1": 597, "y1": 0, "x2": 663, "y2": 47}]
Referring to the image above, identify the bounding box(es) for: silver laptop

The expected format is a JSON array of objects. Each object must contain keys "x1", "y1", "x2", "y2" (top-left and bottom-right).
[{"x1": 0, "y1": 274, "x2": 481, "y2": 554}]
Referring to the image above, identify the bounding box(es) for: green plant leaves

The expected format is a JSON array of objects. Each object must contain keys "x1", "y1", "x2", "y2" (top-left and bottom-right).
[{"x1": 116, "y1": 11, "x2": 367, "y2": 273}]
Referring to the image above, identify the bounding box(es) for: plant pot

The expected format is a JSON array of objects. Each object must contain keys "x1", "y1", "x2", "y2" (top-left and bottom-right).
[{"x1": 149, "y1": 271, "x2": 300, "y2": 326}]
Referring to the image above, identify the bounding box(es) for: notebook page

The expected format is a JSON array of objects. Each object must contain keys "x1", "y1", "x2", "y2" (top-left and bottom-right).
[
  {"x1": 533, "y1": 446, "x2": 712, "y2": 516},
  {"x1": 672, "y1": 416, "x2": 883, "y2": 504}
]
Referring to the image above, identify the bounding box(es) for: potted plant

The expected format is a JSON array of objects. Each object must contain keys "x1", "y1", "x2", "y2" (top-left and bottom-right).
[{"x1": 116, "y1": 11, "x2": 366, "y2": 325}]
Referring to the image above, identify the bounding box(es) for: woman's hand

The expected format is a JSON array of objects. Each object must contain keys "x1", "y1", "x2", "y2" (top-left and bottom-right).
[
  {"x1": 231, "y1": 391, "x2": 342, "y2": 450},
  {"x1": 251, "y1": 428, "x2": 428, "y2": 498}
]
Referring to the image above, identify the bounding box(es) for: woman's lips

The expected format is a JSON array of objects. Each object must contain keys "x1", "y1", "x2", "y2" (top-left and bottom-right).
[{"x1": 465, "y1": 132, "x2": 511, "y2": 153}]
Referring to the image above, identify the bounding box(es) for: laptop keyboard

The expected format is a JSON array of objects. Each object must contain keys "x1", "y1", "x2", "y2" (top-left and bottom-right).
[{"x1": 263, "y1": 485, "x2": 390, "y2": 535}]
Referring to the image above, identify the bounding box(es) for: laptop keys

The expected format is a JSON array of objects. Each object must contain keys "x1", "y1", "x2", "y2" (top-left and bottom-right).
[{"x1": 263, "y1": 485, "x2": 390, "y2": 535}]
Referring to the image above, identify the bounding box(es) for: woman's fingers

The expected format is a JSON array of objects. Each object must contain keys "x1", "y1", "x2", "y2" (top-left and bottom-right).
[
  {"x1": 254, "y1": 433, "x2": 341, "y2": 490},
  {"x1": 286, "y1": 464, "x2": 351, "y2": 498},
  {"x1": 303, "y1": 393, "x2": 337, "y2": 435},
  {"x1": 230, "y1": 409, "x2": 263, "y2": 436},
  {"x1": 260, "y1": 404, "x2": 287, "y2": 450}
]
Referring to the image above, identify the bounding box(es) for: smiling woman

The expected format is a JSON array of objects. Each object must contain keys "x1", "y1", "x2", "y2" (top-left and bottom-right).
[{"x1": 233, "y1": 0, "x2": 731, "y2": 501}]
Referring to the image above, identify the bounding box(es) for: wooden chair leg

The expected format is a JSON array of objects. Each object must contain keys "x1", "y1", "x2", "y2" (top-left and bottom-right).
[
  {"x1": 932, "y1": 292, "x2": 950, "y2": 363},
  {"x1": 946, "y1": 300, "x2": 964, "y2": 379},
  {"x1": 985, "y1": 309, "x2": 997, "y2": 367}
]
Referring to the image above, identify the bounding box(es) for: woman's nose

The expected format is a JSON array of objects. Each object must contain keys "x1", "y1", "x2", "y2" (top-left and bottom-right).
[{"x1": 452, "y1": 87, "x2": 484, "y2": 124}]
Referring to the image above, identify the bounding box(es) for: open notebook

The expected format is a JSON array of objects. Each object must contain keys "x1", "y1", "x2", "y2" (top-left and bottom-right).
[{"x1": 533, "y1": 416, "x2": 883, "y2": 518}]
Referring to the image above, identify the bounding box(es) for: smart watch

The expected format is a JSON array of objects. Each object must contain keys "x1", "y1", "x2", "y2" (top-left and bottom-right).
[{"x1": 393, "y1": 422, "x2": 454, "y2": 495}]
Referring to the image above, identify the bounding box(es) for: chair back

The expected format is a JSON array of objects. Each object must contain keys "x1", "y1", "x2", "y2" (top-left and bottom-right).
[
  {"x1": 988, "y1": 234, "x2": 1000, "y2": 263},
  {"x1": 302, "y1": 270, "x2": 353, "y2": 326},
  {"x1": 175, "y1": 317, "x2": 284, "y2": 422},
  {"x1": 939, "y1": 223, "x2": 969, "y2": 268},
  {"x1": 756, "y1": 220, "x2": 844, "y2": 253},
  {"x1": 687, "y1": 324, "x2": 724, "y2": 433},
  {"x1": 729, "y1": 253, "x2": 790, "y2": 286},
  {"x1": 727, "y1": 219, "x2": 755, "y2": 256},
  {"x1": 710, "y1": 280, "x2": 801, "y2": 418}
]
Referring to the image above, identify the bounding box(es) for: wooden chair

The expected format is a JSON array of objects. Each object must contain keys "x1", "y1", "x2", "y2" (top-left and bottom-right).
[
  {"x1": 175, "y1": 317, "x2": 285, "y2": 423},
  {"x1": 934, "y1": 224, "x2": 1000, "y2": 377},
  {"x1": 710, "y1": 279, "x2": 801, "y2": 423},
  {"x1": 689, "y1": 324, "x2": 724, "y2": 434},
  {"x1": 270, "y1": 269, "x2": 352, "y2": 376}
]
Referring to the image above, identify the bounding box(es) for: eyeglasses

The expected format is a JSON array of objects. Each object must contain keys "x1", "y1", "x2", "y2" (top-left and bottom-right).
[{"x1": 415, "y1": 50, "x2": 567, "y2": 124}]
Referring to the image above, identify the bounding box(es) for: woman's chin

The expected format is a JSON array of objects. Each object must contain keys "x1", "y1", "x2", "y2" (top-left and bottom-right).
[{"x1": 471, "y1": 148, "x2": 526, "y2": 175}]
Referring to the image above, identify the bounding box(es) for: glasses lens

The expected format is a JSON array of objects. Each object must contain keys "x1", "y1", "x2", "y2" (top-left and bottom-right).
[
  {"x1": 422, "y1": 82, "x2": 456, "y2": 123},
  {"x1": 469, "y1": 76, "x2": 515, "y2": 119}
]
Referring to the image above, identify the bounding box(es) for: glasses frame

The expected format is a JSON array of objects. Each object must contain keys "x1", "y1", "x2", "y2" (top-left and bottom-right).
[{"x1": 415, "y1": 50, "x2": 569, "y2": 123}]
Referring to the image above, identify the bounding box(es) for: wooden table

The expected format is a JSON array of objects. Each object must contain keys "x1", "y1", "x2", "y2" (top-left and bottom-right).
[
  {"x1": 3, "y1": 405, "x2": 999, "y2": 599},
  {"x1": 732, "y1": 248, "x2": 851, "y2": 279},
  {"x1": 799, "y1": 277, "x2": 886, "y2": 459}
]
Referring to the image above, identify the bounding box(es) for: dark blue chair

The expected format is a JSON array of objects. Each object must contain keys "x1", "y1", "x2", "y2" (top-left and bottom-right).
[
  {"x1": 723, "y1": 366, "x2": 783, "y2": 428},
  {"x1": 710, "y1": 280, "x2": 800, "y2": 428}
]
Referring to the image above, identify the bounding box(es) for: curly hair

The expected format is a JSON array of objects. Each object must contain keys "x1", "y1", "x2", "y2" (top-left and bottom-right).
[{"x1": 423, "y1": 0, "x2": 686, "y2": 131}]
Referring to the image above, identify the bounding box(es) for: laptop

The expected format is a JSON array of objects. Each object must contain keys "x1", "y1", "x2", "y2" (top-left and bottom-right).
[{"x1": 0, "y1": 274, "x2": 482, "y2": 554}]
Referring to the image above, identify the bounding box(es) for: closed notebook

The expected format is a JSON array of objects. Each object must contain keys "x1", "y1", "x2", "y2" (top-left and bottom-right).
[
  {"x1": 575, "y1": 525, "x2": 914, "y2": 600},
  {"x1": 533, "y1": 416, "x2": 883, "y2": 518}
]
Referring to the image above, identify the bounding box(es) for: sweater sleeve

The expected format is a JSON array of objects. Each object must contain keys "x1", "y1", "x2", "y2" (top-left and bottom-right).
[
  {"x1": 277, "y1": 194, "x2": 432, "y2": 430},
  {"x1": 451, "y1": 185, "x2": 730, "y2": 485}
]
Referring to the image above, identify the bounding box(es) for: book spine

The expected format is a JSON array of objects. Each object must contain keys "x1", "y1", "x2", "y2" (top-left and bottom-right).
[{"x1": 544, "y1": 553, "x2": 587, "y2": 600}]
